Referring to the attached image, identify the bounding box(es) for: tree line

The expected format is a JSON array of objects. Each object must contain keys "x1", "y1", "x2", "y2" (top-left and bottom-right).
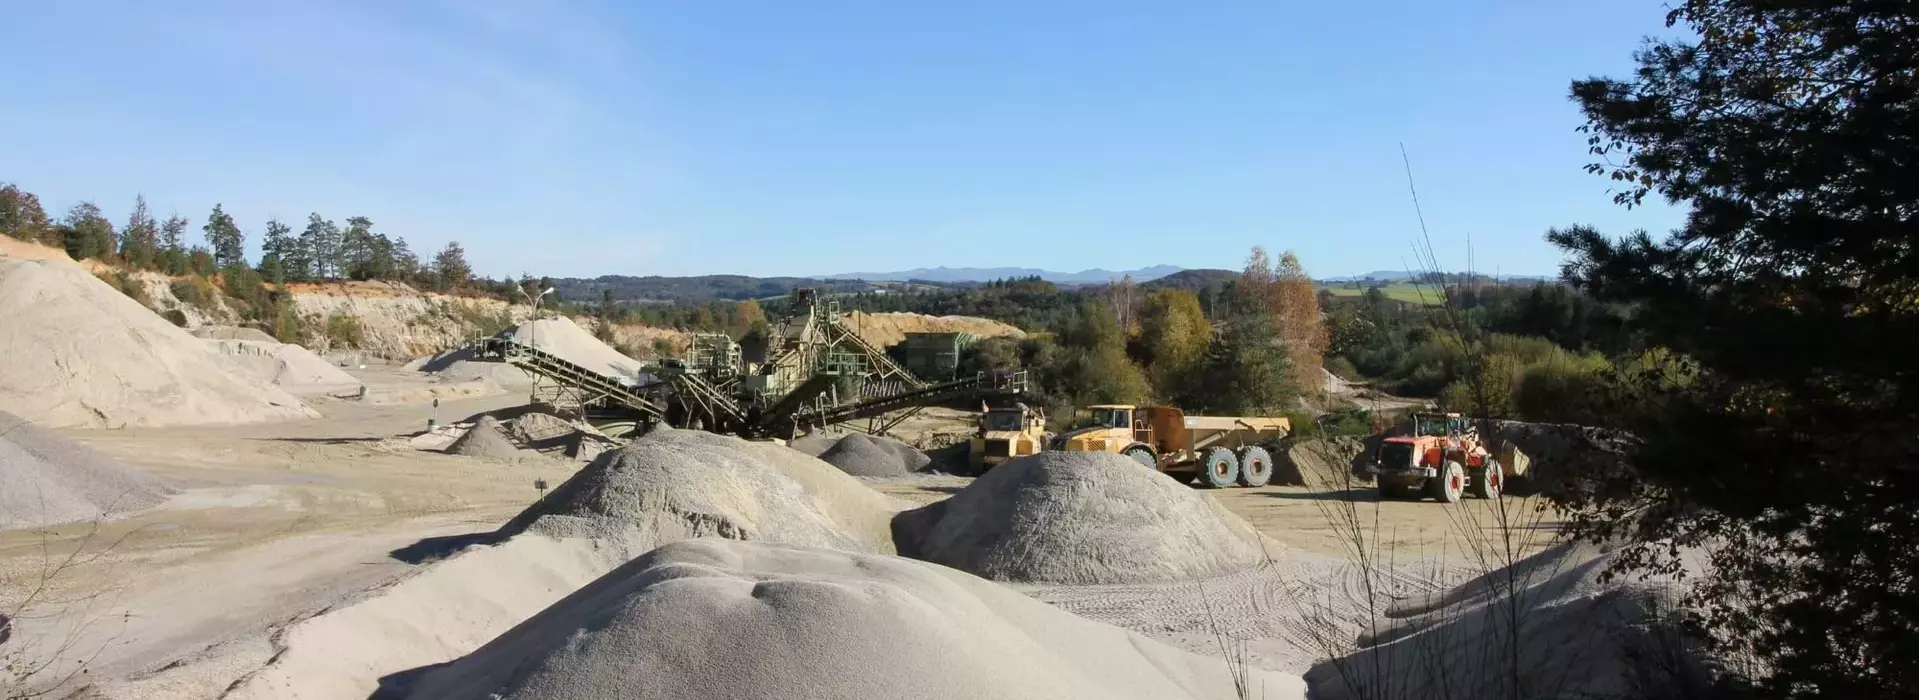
[{"x1": 0, "y1": 185, "x2": 481, "y2": 294}]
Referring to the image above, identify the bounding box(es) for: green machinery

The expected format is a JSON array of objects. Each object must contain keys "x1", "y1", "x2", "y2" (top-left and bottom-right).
[{"x1": 468, "y1": 288, "x2": 1026, "y2": 440}]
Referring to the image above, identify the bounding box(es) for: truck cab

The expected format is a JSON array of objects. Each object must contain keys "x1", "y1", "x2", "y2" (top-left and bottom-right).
[{"x1": 969, "y1": 403, "x2": 1048, "y2": 471}]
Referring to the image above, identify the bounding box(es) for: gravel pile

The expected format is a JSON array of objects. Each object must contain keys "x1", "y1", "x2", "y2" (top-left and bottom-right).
[
  {"x1": 500, "y1": 427, "x2": 900, "y2": 555},
  {"x1": 1, "y1": 409, "x2": 169, "y2": 529},
  {"x1": 895, "y1": 451, "x2": 1272, "y2": 584},
  {"x1": 817, "y1": 433, "x2": 931, "y2": 477},
  {"x1": 1305, "y1": 541, "x2": 1709, "y2": 699},
  {"x1": 507, "y1": 412, "x2": 577, "y2": 444},
  {"x1": 0, "y1": 258, "x2": 317, "y2": 428},
  {"x1": 445, "y1": 416, "x2": 527, "y2": 459},
  {"x1": 394, "y1": 538, "x2": 1306, "y2": 700}
]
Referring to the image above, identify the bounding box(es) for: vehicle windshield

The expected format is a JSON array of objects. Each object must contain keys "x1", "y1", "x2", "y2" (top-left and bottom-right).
[
  {"x1": 1380, "y1": 442, "x2": 1416, "y2": 467},
  {"x1": 1415, "y1": 417, "x2": 1452, "y2": 436},
  {"x1": 982, "y1": 410, "x2": 1023, "y2": 431},
  {"x1": 1090, "y1": 408, "x2": 1131, "y2": 429}
]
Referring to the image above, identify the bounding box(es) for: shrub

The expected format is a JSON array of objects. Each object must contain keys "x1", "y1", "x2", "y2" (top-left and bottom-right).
[
  {"x1": 1324, "y1": 355, "x2": 1361, "y2": 380},
  {"x1": 170, "y1": 276, "x2": 220, "y2": 311},
  {"x1": 325, "y1": 314, "x2": 365, "y2": 349}
]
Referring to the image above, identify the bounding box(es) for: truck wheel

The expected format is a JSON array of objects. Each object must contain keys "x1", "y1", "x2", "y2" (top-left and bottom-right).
[
  {"x1": 1122, "y1": 446, "x2": 1156, "y2": 470},
  {"x1": 1429, "y1": 460, "x2": 1465, "y2": 503},
  {"x1": 1236, "y1": 446, "x2": 1274, "y2": 487},
  {"x1": 1196, "y1": 447, "x2": 1239, "y2": 489},
  {"x1": 1469, "y1": 459, "x2": 1503, "y2": 499}
]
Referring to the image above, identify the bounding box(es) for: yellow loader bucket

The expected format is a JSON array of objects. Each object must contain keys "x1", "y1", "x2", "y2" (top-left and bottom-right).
[{"x1": 1497, "y1": 443, "x2": 1531, "y2": 479}]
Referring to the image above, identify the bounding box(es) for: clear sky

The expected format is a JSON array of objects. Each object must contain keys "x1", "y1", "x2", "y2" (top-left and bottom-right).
[{"x1": 1, "y1": 1, "x2": 1687, "y2": 280}]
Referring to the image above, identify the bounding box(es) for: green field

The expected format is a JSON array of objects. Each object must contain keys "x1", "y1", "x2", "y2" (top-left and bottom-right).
[{"x1": 1317, "y1": 282, "x2": 1443, "y2": 305}]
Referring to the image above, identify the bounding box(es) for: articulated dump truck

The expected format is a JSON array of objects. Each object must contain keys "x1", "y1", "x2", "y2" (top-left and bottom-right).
[{"x1": 1054, "y1": 405, "x2": 1291, "y2": 488}]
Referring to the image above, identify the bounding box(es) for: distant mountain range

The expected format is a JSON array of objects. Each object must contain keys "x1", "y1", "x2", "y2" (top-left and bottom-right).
[
  {"x1": 1320, "y1": 270, "x2": 1555, "y2": 283},
  {"x1": 824, "y1": 265, "x2": 1184, "y2": 285}
]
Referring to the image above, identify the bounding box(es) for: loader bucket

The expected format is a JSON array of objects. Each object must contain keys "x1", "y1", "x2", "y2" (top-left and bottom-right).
[{"x1": 1497, "y1": 442, "x2": 1530, "y2": 479}]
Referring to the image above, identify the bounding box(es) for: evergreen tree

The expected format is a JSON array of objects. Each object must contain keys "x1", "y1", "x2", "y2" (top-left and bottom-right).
[
  {"x1": 391, "y1": 237, "x2": 419, "y2": 281},
  {"x1": 202, "y1": 203, "x2": 246, "y2": 270},
  {"x1": 259, "y1": 218, "x2": 293, "y2": 284},
  {"x1": 340, "y1": 216, "x2": 374, "y2": 279},
  {"x1": 1193, "y1": 312, "x2": 1294, "y2": 415},
  {"x1": 1552, "y1": 1, "x2": 1919, "y2": 693},
  {"x1": 59, "y1": 202, "x2": 116, "y2": 262},
  {"x1": 299, "y1": 213, "x2": 339, "y2": 280},
  {"x1": 159, "y1": 213, "x2": 190, "y2": 275},
  {"x1": 119, "y1": 194, "x2": 159, "y2": 269},
  {"x1": 432, "y1": 241, "x2": 471, "y2": 291}
]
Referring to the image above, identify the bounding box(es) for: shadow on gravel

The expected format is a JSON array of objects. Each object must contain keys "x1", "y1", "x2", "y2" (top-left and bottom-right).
[
  {"x1": 368, "y1": 661, "x2": 450, "y2": 700},
  {"x1": 1256, "y1": 488, "x2": 1379, "y2": 502},
  {"x1": 389, "y1": 530, "x2": 507, "y2": 564}
]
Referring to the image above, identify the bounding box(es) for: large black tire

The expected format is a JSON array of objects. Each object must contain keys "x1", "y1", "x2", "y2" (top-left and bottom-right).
[
  {"x1": 1236, "y1": 446, "x2": 1274, "y2": 487},
  {"x1": 1468, "y1": 458, "x2": 1503, "y2": 499},
  {"x1": 1196, "y1": 446, "x2": 1240, "y2": 489},
  {"x1": 1122, "y1": 446, "x2": 1156, "y2": 470},
  {"x1": 1429, "y1": 460, "x2": 1465, "y2": 503}
]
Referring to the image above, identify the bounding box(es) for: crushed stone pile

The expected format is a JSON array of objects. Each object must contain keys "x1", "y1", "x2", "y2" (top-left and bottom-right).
[
  {"x1": 507, "y1": 411, "x2": 577, "y2": 444},
  {"x1": 0, "y1": 258, "x2": 317, "y2": 428},
  {"x1": 206, "y1": 338, "x2": 364, "y2": 396},
  {"x1": 393, "y1": 539, "x2": 1307, "y2": 700},
  {"x1": 785, "y1": 432, "x2": 841, "y2": 457},
  {"x1": 816, "y1": 433, "x2": 931, "y2": 477},
  {"x1": 1, "y1": 410, "x2": 169, "y2": 529},
  {"x1": 1305, "y1": 540, "x2": 1710, "y2": 700},
  {"x1": 895, "y1": 451, "x2": 1271, "y2": 584},
  {"x1": 445, "y1": 416, "x2": 529, "y2": 459},
  {"x1": 501, "y1": 427, "x2": 901, "y2": 555}
]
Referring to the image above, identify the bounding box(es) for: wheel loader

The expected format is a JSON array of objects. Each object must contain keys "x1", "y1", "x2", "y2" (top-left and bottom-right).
[
  {"x1": 968, "y1": 402, "x2": 1048, "y2": 472},
  {"x1": 1366, "y1": 412, "x2": 1529, "y2": 502},
  {"x1": 1053, "y1": 405, "x2": 1291, "y2": 488}
]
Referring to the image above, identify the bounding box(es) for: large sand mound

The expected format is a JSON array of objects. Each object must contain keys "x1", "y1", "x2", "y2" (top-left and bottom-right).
[
  {"x1": 503, "y1": 427, "x2": 901, "y2": 554},
  {"x1": 1, "y1": 410, "x2": 169, "y2": 529},
  {"x1": 1305, "y1": 541, "x2": 1710, "y2": 699},
  {"x1": 896, "y1": 451, "x2": 1271, "y2": 584},
  {"x1": 0, "y1": 258, "x2": 317, "y2": 428},
  {"x1": 505, "y1": 316, "x2": 644, "y2": 379},
  {"x1": 817, "y1": 433, "x2": 931, "y2": 476},
  {"x1": 393, "y1": 539, "x2": 1306, "y2": 700},
  {"x1": 206, "y1": 338, "x2": 364, "y2": 396},
  {"x1": 218, "y1": 429, "x2": 907, "y2": 699}
]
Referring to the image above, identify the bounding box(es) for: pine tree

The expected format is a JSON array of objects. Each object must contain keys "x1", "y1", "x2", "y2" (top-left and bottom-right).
[
  {"x1": 259, "y1": 218, "x2": 293, "y2": 284},
  {"x1": 433, "y1": 241, "x2": 471, "y2": 291},
  {"x1": 119, "y1": 194, "x2": 159, "y2": 269},
  {"x1": 60, "y1": 202, "x2": 116, "y2": 262},
  {"x1": 160, "y1": 213, "x2": 190, "y2": 275},
  {"x1": 299, "y1": 213, "x2": 339, "y2": 280},
  {"x1": 202, "y1": 204, "x2": 246, "y2": 270},
  {"x1": 391, "y1": 237, "x2": 419, "y2": 281},
  {"x1": 340, "y1": 216, "x2": 374, "y2": 279}
]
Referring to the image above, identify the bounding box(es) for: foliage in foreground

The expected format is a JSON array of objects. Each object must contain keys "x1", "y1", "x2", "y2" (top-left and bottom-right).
[{"x1": 1553, "y1": 1, "x2": 1919, "y2": 695}]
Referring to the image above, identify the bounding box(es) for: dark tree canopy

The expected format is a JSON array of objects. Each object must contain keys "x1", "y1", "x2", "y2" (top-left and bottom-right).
[{"x1": 1552, "y1": 1, "x2": 1919, "y2": 696}]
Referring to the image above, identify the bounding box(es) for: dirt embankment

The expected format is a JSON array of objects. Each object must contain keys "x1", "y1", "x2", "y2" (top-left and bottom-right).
[
  {"x1": 840, "y1": 311, "x2": 1025, "y2": 348},
  {"x1": 286, "y1": 281, "x2": 531, "y2": 360}
]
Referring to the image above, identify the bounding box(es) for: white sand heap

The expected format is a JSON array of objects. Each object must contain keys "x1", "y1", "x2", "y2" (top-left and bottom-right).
[
  {"x1": 502, "y1": 427, "x2": 901, "y2": 555},
  {"x1": 896, "y1": 451, "x2": 1272, "y2": 584},
  {"x1": 505, "y1": 316, "x2": 644, "y2": 379},
  {"x1": 215, "y1": 429, "x2": 909, "y2": 700},
  {"x1": 0, "y1": 258, "x2": 317, "y2": 428},
  {"x1": 1, "y1": 410, "x2": 170, "y2": 529},
  {"x1": 1305, "y1": 541, "x2": 1711, "y2": 700},
  {"x1": 206, "y1": 338, "x2": 364, "y2": 396},
  {"x1": 444, "y1": 416, "x2": 529, "y2": 459},
  {"x1": 817, "y1": 433, "x2": 931, "y2": 477},
  {"x1": 395, "y1": 539, "x2": 1307, "y2": 700}
]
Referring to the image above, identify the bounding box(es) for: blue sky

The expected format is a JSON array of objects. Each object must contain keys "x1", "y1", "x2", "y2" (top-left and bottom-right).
[{"x1": 1, "y1": 1, "x2": 1686, "y2": 280}]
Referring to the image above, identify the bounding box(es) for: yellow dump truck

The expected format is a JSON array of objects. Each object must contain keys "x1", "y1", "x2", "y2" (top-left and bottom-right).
[
  {"x1": 1054, "y1": 405, "x2": 1291, "y2": 488},
  {"x1": 968, "y1": 403, "x2": 1048, "y2": 472}
]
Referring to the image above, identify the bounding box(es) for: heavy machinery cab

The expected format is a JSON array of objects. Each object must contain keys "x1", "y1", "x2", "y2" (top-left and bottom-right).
[{"x1": 1413, "y1": 412, "x2": 1470, "y2": 438}]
